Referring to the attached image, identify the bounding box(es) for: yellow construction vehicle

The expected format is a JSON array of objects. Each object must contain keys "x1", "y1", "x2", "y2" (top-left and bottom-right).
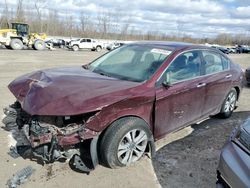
[{"x1": 0, "y1": 22, "x2": 47, "y2": 50}]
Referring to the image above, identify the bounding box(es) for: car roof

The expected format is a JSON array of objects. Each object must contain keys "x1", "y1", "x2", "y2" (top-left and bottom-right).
[{"x1": 129, "y1": 41, "x2": 208, "y2": 51}]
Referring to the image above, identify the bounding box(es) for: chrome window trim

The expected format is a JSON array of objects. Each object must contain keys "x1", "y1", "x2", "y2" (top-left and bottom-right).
[
  {"x1": 220, "y1": 174, "x2": 232, "y2": 188},
  {"x1": 156, "y1": 48, "x2": 231, "y2": 86}
]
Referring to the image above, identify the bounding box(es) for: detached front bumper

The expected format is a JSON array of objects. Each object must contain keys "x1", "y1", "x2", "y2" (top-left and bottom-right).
[{"x1": 217, "y1": 142, "x2": 250, "y2": 188}]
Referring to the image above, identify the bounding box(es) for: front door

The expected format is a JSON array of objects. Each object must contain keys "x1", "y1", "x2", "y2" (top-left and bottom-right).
[{"x1": 154, "y1": 50, "x2": 205, "y2": 139}]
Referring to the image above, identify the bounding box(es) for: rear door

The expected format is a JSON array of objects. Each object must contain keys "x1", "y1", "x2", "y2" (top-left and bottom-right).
[
  {"x1": 200, "y1": 50, "x2": 232, "y2": 116},
  {"x1": 154, "y1": 50, "x2": 206, "y2": 138}
]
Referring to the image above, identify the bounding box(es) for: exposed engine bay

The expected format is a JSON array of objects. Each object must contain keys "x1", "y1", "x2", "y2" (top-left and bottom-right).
[{"x1": 3, "y1": 101, "x2": 99, "y2": 173}]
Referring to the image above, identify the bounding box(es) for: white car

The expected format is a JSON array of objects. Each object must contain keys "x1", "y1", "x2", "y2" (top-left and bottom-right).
[
  {"x1": 106, "y1": 43, "x2": 123, "y2": 51},
  {"x1": 69, "y1": 38, "x2": 103, "y2": 52}
]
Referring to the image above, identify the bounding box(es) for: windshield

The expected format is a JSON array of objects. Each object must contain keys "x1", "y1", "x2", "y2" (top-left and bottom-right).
[
  {"x1": 89, "y1": 44, "x2": 172, "y2": 82},
  {"x1": 11, "y1": 23, "x2": 28, "y2": 34}
]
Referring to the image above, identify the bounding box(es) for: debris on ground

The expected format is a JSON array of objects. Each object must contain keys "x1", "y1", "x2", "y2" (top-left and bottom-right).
[
  {"x1": 46, "y1": 43, "x2": 56, "y2": 51},
  {"x1": 45, "y1": 164, "x2": 56, "y2": 180},
  {"x1": 7, "y1": 166, "x2": 35, "y2": 188},
  {"x1": 8, "y1": 146, "x2": 20, "y2": 159}
]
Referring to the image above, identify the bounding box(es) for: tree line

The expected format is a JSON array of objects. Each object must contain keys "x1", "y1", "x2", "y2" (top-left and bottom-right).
[{"x1": 1, "y1": 0, "x2": 250, "y2": 45}]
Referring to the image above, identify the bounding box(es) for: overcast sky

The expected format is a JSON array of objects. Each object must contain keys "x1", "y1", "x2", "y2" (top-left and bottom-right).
[{"x1": 1, "y1": 0, "x2": 250, "y2": 37}]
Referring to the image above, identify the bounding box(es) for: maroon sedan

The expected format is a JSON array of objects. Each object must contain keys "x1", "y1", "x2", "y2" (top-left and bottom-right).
[{"x1": 4, "y1": 42, "x2": 244, "y2": 172}]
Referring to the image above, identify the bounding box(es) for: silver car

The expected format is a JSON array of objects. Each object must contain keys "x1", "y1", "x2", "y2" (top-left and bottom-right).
[{"x1": 217, "y1": 118, "x2": 250, "y2": 187}]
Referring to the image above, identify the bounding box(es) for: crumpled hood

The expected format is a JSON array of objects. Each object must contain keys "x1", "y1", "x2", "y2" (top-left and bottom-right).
[{"x1": 8, "y1": 66, "x2": 141, "y2": 116}]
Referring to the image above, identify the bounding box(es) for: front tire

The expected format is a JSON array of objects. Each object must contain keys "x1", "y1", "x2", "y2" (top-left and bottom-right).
[
  {"x1": 219, "y1": 88, "x2": 237, "y2": 118},
  {"x1": 72, "y1": 45, "x2": 79, "y2": 51},
  {"x1": 100, "y1": 117, "x2": 151, "y2": 168},
  {"x1": 34, "y1": 39, "x2": 45, "y2": 50}
]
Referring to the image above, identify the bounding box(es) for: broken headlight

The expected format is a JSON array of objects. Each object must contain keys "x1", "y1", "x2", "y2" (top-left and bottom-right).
[
  {"x1": 231, "y1": 118, "x2": 250, "y2": 152},
  {"x1": 236, "y1": 127, "x2": 250, "y2": 151}
]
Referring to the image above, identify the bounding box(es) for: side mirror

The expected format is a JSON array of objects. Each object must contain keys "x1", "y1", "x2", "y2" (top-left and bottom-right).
[
  {"x1": 162, "y1": 71, "x2": 172, "y2": 88},
  {"x1": 162, "y1": 81, "x2": 172, "y2": 88}
]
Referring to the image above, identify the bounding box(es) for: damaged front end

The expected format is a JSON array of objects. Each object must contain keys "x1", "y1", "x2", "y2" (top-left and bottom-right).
[{"x1": 3, "y1": 101, "x2": 100, "y2": 173}]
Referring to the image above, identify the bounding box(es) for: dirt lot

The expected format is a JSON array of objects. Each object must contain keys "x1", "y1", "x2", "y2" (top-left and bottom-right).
[{"x1": 0, "y1": 49, "x2": 249, "y2": 188}]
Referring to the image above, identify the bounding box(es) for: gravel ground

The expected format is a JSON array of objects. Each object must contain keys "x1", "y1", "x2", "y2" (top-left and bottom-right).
[{"x1": 0, "y1": 48, "x2": 249, "y2": 188}]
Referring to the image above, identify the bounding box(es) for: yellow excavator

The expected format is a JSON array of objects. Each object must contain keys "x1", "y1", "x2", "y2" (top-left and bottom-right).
[{"x1": 0, "y1": 22, "x2": 47, "y2": 50}]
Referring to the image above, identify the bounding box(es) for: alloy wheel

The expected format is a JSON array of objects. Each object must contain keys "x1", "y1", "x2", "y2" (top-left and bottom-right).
[
  {"x1": 117, "y1": 129, "x2": 148, "y2": 165},
  {"x1": 224, "y1": 92, "x2": 236, "y2": 112}
]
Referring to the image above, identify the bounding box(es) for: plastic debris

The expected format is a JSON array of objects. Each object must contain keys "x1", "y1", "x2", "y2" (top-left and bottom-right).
[
  {"x1": 8, "y1": 146, "x2": 20, "y2": 159},
  {"x1": 7, "y1": 166, "x2": 35, "y2": 188}
]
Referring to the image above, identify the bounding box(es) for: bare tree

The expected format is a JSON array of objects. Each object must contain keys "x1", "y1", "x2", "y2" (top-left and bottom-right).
[
  {"x1": 117, "y1": 12, "x2": 132, "y2": 40},
  {"x1": 45, "y1": 9, "x2": 60, "y2": 35},
  {"x1": 64, "y1": 13, "x2": 75, "y2": 37},
  {"x1": 176, "y1": 19, "x2": 184, "y2": 38},
  {"x1": 215, "y1": 34, "x2": 233, "y2": 45},
  {"x1": 79, "y1": 12, "x2": 90, "y2": 35},
  {"x1": 15, "y1": 0, "x2": 25, "y2": 22},
  {"x1": 120, "y1": 22, "x2": 130, "y2": 39},
  {"x1": 34, "y1": 0, "x2": 47, "y2": 32},
  {"x1": 97, "y1": 11, "x2": 112, "y2": 38},
  {"x1": 0, "y1": 0, "x2": 10, "y2": 28}
]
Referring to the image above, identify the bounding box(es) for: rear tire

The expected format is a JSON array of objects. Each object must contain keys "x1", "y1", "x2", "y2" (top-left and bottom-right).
[
  {"x1": 219, "y1": 88, "x2": 237, "y2": 118},
  {"x1": 34, "y1": 40, "x2": 45, "y2": 50},
  {"x1": 100, "y1": 117, "x2": 151, "y2": 168},
  {"x1": 10, "y1": 39, "x2": 23, "y2": 50},
  {"x1": 96, "y1": 46, "x2": 102, "y2": 52}
]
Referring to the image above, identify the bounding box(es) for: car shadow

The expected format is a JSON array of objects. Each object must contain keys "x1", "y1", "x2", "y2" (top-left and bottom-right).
[{"x1": 151, "y1": 111, "x2": 250, "y2": 188}]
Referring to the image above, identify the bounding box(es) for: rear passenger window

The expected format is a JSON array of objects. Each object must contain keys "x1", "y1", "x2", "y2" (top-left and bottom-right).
[{"x1": 202, "y1": 51, "x2": 223, "y2": 74}]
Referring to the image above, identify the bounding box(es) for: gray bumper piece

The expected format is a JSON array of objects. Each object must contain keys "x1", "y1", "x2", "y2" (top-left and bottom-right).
[{"x1": 70, "y1": 135, "x2": 99, "y2": 174}]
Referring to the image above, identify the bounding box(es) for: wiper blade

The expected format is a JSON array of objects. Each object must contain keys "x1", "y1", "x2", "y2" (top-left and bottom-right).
[
  {"x1": 82, "y1": 64, "x2": 89, "y2": 69},
  {"x1": 98, "y1": 71, "x2": 111, "y2": 77},
  {"x1": 93, "y1": 69, "x2": 111, "y2": 77}
]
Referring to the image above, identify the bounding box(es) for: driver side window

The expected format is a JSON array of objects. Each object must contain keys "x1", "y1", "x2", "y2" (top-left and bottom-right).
[
  {"x1": 80, "y1": 39, "x2": 86, "y2": 43},
  {"x1": 164, "y1": 51, "x2": 201, "y2": 84}
]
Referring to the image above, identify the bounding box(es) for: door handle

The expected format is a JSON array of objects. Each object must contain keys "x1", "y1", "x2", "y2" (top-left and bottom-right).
[
  {"x1": 225, "y1": 74, "x2": 232, "y2": 78},
  {"x1": 197, "y1": 83, "x2": 206, "y2": 88}
]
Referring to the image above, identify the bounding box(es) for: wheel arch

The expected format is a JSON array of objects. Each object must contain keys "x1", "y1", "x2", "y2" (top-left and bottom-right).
[
  {"x1": 233, "y1": 86, "x2": 240, "y2": 100},
  {"x1": 10, "y1": 36, "x2": 23, "y2": 41},
  {"x1": 97, "y1": 115, "x2": 155, "y2": 160},
  {"x1": 99, "y1": 115, "x2": 152, "y2": 138}
]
